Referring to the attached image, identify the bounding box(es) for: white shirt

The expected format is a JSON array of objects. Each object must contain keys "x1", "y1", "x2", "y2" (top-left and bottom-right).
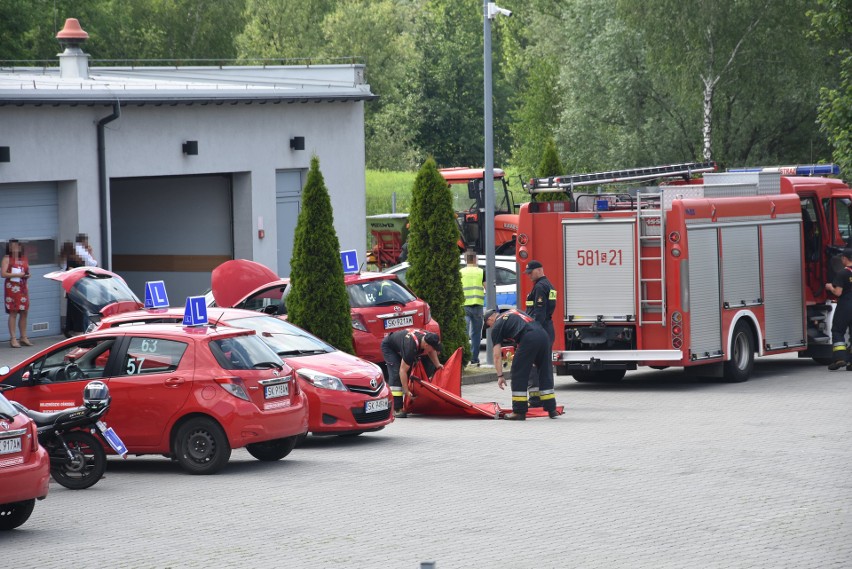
[{"x1": 75, "y1": 242, "x2": 98, "y2": 267}]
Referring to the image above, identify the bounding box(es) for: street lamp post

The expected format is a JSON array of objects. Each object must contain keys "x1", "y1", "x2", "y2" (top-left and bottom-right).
[{"x1": 482, "y1": 1, "x2": 512, "y2": 365}]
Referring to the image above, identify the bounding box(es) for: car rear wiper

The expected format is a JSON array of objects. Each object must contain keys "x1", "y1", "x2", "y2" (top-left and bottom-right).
[
  {"x1": 373, "y1": 300, "x2": 406, "y2": 306},
  {"x1": 276, "y1": 349, "x2": 329, "y2": 356}
]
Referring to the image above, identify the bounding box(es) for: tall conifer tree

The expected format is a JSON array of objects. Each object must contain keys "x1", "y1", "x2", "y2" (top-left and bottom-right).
[
  {"x1": 406, "y1": 158, "x2": 468, "y2": 363},
  {"x1": 287, "y1": 156, "x2": 354, "y2": 354}
]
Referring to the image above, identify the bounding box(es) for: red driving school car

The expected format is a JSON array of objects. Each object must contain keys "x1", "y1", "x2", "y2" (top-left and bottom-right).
[
  {"x1": 0, "y1": 387, "x2": 50, "y2": 530},
  {"x1": 0, "y1": 319, "x2": 308, "y2": 475},
  {"x1": 97, "y1": 307, "x2": 394, "y2": 438},
  {"x1": 208, "y1": 259, "x2": 441, "y2": 364}
]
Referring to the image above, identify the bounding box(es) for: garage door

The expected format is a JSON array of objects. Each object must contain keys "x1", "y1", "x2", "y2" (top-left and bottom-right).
[
  {"x1": 0, "y1": 183, "x2": 60, "y2": 341},
  {"x1": 111, "y1": 175, "x2": 233, "y2": 303}
]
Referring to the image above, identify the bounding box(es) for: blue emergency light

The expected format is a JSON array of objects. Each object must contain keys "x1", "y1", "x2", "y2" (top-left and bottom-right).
[{"x1": 727, "y1": 164, "x2": 840, "y2": 176}]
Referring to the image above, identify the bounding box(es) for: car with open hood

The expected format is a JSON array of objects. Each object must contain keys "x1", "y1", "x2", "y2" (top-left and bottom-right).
[
  {"x1": 96, "y1": 307, "x2": 393, "y2": 438},
  {"x1": 0, "y1": 323, "x2": 308, "y2": 475},
  {"x1": 208, "y1": 259, "x2": 440, "y2": 364},
  {"x1": 0, "y1": 387, "x2": 49, "y2": 530}
]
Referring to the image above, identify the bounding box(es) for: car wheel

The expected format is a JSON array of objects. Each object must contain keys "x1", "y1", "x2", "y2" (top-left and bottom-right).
[
  {"x1": 0, "y1": 499, "x2": 35, "y2": 531},
  {"x1": 246, "y1": 436, "x2": 297, "y2": 461},
  {"x1": 173, "y1": 417, "x2": 231, "y2": 475},
  {"x1": 571, "y1": 369, "x2": 626, "y2": 383},
  {"x1": 296, "y1": 433, "x2": 308, "y2": 446},
  {"x1": 50, "y1": 431, "x2": 107, "y2": 490},
  {"x1": 722, "y1": 322, "x2": 754, "y2": 382}
]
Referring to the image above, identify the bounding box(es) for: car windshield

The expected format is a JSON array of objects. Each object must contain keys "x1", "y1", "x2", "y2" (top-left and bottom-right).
[
  {"x1": 347, "y1": 279, "x2": 415, "y2": 308},
  {"x1": 68, "y1": 274, "x2": 140, "y2": 314},
  {"x1": 224, "y1": 315, "x2": 334, "y2": 356},
  {"x1": 0, "y1": 393, "x2": 19, "y2": 419},
  {"x1": 209, "y1": 334, "x2": 286, "y2": 371}
]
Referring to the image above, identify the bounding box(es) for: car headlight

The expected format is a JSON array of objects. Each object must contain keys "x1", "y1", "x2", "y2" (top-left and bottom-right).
[{"x1": 297, "y1": 368, "x2": 347, "y2": 391}]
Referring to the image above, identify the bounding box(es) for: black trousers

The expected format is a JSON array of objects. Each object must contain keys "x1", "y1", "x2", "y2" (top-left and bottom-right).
[
  {"x1": 527, "y1": 319, "x2": 554, "y2": 404},
  {"x1": 830, "y1": 300, "x2": 852, "y2": 362},
  {"x1": 511, "y1": 324, "x2": 556, "y2": 414}
]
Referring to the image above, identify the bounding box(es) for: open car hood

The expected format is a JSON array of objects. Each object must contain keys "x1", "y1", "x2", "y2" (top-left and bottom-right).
[
  {"x1": 43, "y1": 267, "x2": 143, "y2": 316},
  {"x1": 211, "y1": 259, "x2": 282, "y2": 308}
]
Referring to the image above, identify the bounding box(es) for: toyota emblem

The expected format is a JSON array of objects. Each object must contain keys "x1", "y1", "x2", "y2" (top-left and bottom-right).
[
  {"x1": 393, "y1": 305, "x2": 401, "y2": 312},
  {"x1": 272, "y1": 369, "x2": 279, "y2": 376},
  {"x1": 0, "y1": 421, "x2": 8, "y2": 431},
  {"x1": 370, "y1": 378, "x2": 378, "y2": 389}
]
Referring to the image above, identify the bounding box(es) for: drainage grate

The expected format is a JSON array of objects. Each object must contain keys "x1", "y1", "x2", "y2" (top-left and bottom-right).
[{"x1": 32, "y1": 322, "x2": 49, "y2": 332}]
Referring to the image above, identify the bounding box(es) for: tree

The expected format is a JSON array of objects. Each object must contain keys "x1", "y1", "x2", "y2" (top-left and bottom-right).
[
  {"x1": 236, "y1": 0, "x2": 334, "y2": 61},
  {"x1": 286, "y1": 156, "x2": 355, "y2": 354},
  {"x1": 810, "y1": 0, "x2": 852, "y2": 178},
  {"x1": 405, "y1": 157, "x2": 468, "y2": 363}
]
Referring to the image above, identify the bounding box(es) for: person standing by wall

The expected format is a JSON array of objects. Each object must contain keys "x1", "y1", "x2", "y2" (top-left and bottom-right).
[
  {"x1": 381, "y1": 329, "x2": 443, "y2": 418},
  {"x1": 2, "y1": 239, "x2": 31, "y2": 347},
  {"x1": 825, "y1": 248, "x2": 852, "y2": 370},
  {"x1": 485, "y1": 308, "x2": 558, "y2": 420},
  {"x1": 524, "y1": 260, "x2": 556, "y2": 407},
  {"x1": 74, "y1": 233, "x2": 98, "y2": 267},
  {"x1": 460, "y1": 249, "x2": 485, "y2": 367}
]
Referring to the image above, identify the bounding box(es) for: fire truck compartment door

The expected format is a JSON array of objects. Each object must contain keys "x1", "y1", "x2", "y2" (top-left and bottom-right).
[
  {"x1": 563, "y1": 219, "x2": 635, "y2": 321},
  {"x1": 687, "y1": 227, "x2": 723, "y2": 359},
  {"x1": 761, "y1": 221, "x2": 806, "y2": 350}
]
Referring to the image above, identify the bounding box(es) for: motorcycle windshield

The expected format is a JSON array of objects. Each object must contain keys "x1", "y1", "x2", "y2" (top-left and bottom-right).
[{"x1": 67, "y1": 273, "x2": 142, "y2": 316}]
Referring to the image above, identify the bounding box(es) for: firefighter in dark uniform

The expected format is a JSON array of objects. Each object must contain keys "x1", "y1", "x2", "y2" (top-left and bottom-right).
[
  {"x1": 825, "y1": 248, "x2": 852, "y2": 370},
  {"x1": 485, "y1": 308, "x2": 559, "y2": 420},
  {"x1": 524, "y1": 260, "x2": 556, "y2": 407},
  {"x1": 381, "y1": 329, "x2": 443, "y2": 417}
]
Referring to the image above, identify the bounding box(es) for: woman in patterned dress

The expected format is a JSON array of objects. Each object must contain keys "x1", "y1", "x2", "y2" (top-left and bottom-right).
[{"x1": 1, "y1": 239, "x2": 31, "y2": 348}]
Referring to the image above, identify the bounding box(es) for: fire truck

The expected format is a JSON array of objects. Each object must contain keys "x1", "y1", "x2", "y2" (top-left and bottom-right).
[
  {"x1": 439, "y1": 167, "x2": 519, "y2": 255},
  {"x1": 516, "y1": 162, "x2": 851, "y2": 382}
]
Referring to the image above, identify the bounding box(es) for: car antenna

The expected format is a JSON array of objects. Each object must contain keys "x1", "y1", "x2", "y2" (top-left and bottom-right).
[
  {"x1": 358, "y1": 260, "x2": 367, "y2": 274},
  {"x1": 210, "y1": 311, "x2": 226, "y2": 329}
]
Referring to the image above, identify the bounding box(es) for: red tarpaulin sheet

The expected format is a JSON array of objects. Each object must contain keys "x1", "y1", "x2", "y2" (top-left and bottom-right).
[{"x1": 404, "y1": 348, "x2": 564, "y2": 418}]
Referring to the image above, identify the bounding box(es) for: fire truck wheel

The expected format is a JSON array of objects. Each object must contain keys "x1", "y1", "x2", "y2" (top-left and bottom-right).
[
  {"x1": 722, "y1": 322, "x2": 754, "y2": 382},
  {"x1": 571, "y1": 369, "x2": 626, "y2": 383}
]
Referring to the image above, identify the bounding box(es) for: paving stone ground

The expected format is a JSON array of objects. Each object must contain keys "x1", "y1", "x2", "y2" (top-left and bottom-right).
[{"x1": 2, "y1": 338, "x2": 850, "y2": 568}]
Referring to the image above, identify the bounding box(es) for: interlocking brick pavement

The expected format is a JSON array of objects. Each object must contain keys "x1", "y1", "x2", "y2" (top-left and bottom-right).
[{"x1": 3, "y1": 348, "x2": 850, "y2": 568}]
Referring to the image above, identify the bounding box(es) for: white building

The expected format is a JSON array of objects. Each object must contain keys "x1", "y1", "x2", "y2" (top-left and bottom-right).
[{"x1": 0, "y1": 19, "x2": 374, "y2": 341}]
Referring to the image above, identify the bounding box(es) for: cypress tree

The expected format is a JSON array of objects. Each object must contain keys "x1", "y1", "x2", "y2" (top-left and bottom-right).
[
  {"x1": 406, "y1": 157, "x2": 469, "y2": 363},
  {"x1": 537, "y1": 138, "x2": 569, "y2": 201},
  {"x1": 287, "y1": 156, "x2": 355, "y2": 354}
]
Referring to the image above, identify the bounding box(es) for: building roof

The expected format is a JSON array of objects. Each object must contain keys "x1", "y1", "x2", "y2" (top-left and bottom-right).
[{"x1": 0, "y1": 63, "x2": 376, "y2": 107}]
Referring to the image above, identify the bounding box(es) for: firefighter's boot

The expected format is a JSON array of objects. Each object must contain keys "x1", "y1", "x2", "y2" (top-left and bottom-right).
[{"x1": 503, "y1": 412, "x2": 526, "y2": 421}]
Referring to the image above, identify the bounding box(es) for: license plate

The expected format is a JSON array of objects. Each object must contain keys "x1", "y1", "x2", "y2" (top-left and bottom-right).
[
  {"x1": 384, "y1": 316, "x2": 413, "y2": 330},
  {"x1": 365, "y1": 399, "x2": 389, "y2": 413},
  {"x1": 265, "y1": 383, "x2": 289, "y2": 399},
  {"x1": 0, "y1": 437, "x2": 21, "y2": 455}
]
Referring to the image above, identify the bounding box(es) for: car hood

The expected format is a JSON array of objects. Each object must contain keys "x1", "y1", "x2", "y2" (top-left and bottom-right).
[
  {"x1": 211, "y1": 259, "x2": 281, "y2": 308},
  {"x1": 285, "y1": 351, "x2": 383, "y2": 387},
  {"x1": 44, "y1": 267, "x2": 143, "y2": 316}
]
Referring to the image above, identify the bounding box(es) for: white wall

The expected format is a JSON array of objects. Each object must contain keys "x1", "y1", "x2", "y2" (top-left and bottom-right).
[{"x1": 0, "y1": 100, "x2": 368, "y2": 274}]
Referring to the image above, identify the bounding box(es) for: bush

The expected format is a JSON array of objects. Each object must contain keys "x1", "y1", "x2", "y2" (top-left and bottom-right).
[
  {"x1": 405, "y1": 158, "x2": 469, "y2": 363},
  {"x1": 287, "y1": 156, "x2": 355, "y2": 354}
]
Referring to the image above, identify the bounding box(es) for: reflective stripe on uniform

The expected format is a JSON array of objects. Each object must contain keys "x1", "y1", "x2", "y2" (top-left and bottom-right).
[
  {"x1": 525, "y1": 300, "x2": 533, "y2": 306},
  {"x1": 391, "y1": 387, "x2": 404, "y2": 396},
  {"x1": 548, "y1": 289, "x2": 557, "y2": 300},
  {"x1": 511, "y1": 391, "x2": 528, "y2": 402},
  {"x1": 540, "y1": 389, "x2": 556, "y2": 401},
  {"x1": 833, "y1": 343, "x2": 847, "y2": 352}
]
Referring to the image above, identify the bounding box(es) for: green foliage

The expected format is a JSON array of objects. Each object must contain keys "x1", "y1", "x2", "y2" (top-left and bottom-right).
[
  {"x1": 405, "y1": 158, "x2": 469, "y2": 363},
  {"x1": 286, "y1": 157, "x2": 355, "y2": 354},
  {"x1": 810, "y1": 0, "x2": 852, "y2": 179},
  {"x1": 236, "y1": 0, "x2": 334, "y2": 60},
  {"x1": 537, "y1": 139, "x2": 563, "y2": 178}
]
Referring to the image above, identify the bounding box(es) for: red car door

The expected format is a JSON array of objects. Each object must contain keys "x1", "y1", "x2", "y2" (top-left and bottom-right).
[{"x1": 104, "y1": 335, "x2": 194, "y2": 451}]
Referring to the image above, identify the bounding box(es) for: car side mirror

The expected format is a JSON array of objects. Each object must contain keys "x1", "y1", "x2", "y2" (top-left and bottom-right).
[{"x1": 0, "y1": 366, "x2": 9, "y2": 376}]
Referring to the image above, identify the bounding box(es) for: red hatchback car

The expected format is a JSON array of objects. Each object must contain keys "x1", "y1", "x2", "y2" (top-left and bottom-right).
[
  {"x1": 97, "y1": 307, "x2": 393, "y2": 438},
  {"x1": 0, "y1": 324, "x2": 308, "y2": 475},
  {"x1": 0, "y1": 388, "x2": 49, "y2": 530},
  {"x1": 208, "y1": 259, "x2": 441, "y2": 364}
]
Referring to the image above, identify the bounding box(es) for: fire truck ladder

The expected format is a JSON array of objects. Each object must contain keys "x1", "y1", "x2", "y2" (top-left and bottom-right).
[
  {"x1": 528, "y1": 161, "x2": 716, "y2": 193},
  {"x1": 636, "y1": 191, "x2": 665, "y2": 326}
]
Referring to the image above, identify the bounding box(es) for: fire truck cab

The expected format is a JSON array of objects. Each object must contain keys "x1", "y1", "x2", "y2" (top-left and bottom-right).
[{"x1": 517, "y1": 163, "x2": 851, "y2": 382}]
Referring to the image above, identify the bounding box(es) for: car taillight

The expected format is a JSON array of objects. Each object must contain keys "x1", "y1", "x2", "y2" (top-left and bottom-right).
[
  {"x1": 214, "y1": 376, "x2": 250, "y2": 401},
  {"x1": 29, "y1": 420, "x2": 39, "y2": 455},
  {"x1": 352, "y1": 313, "x2": 368, "y2": 332},
  {"x1": 424, "y1": 305, "x2": 431, "y2": 323}
]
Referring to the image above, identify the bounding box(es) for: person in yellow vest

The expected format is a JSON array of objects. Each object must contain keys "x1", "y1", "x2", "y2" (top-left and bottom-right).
[{"x1": 460, "y1": 249, "x2": 486, "y2": 367}]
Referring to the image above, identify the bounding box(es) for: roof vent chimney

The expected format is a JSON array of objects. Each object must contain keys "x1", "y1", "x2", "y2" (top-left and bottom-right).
[{"x1": 56, "y1": 18, "x2": 90, "y2": 80}]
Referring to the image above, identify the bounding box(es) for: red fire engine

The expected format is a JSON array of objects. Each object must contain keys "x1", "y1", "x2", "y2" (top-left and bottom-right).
[{"x1": 516, "y1": 162, "x2": 851, "y2": 382}]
